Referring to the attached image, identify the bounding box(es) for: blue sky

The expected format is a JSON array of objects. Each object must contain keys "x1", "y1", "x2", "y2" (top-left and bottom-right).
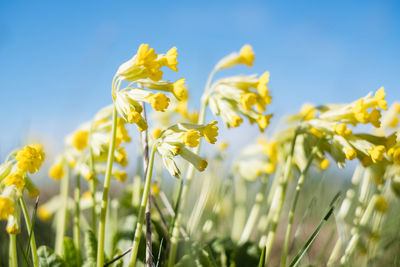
[{"x1": 0, "y1": 0, "x2": 400, "y2": 154}]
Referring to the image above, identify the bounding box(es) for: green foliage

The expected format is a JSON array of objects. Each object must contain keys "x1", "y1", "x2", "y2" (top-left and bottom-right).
[
  {"x1": 83, "y1": 230, "x2": 97, "y2": 267},
  {"x1": 63, "y1": 237, "x2": 80, "y2": 267},
  {"x1": 37, "y1": 246, "x2": 66, "y2": 267}
]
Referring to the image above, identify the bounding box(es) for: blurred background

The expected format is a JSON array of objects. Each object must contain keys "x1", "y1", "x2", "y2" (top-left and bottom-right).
[
  {"x1": 1, "y1": 0, "x2": 400, "y2": 160},
  {"x1": 1, "y1": 1, "x2": 400, "y2": 265}
]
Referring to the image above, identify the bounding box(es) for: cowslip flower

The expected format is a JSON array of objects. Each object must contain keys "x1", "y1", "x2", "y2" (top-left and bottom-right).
[
  {"x1": 113, "y1": 44, "x2": 187, "y2": 133},
  {"x1": 153, "y1": 121, "x2": 219, "y2": 177},
  {"x1": 4, "y1": 172, "x2": 25, "y2": 191},
  {"x1": 15, "y1": 144, "x2": 45, "y2": 174},
  {"x1": 208, "y1": 74, "x2": 273, "y2": 131},
  {"x1": 215, "y1": 44, "x2": 255, "y2": 70}
]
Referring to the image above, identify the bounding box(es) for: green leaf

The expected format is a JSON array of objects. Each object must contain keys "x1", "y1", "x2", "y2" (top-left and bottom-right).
[
  {"x1": 63, "y1": 237, "x2": 80, "y2": 267},
  {"x1": 37, "y1": 246, "x2": 67, "y2": 267},
  {"x1": 258, "y1": 246, "x2": 266, "y2": 267},
  {"x1": 83, "y1": 230, "x2": 97, "y2": 267}
]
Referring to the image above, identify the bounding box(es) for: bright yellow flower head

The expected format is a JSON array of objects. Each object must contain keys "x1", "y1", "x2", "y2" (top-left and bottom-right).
[
  {"x1": 345, "y1": 148, "x2": 357, "y2": 160},
  {"x1": 257, "y1": 114, "x2": 273, "y2": 132},
  {"x1": 334, "y1": 124, "x2": 352, "y2": 136},
  {"x1": 368, "y1": 108, "x2": 381, "y2": 128},
  {"x1": 239, "y1": 92, "x2": 257, "y2": 111},
  {"x1": 49, "y1": 164, "x2": 64, "y2": 180},
  {"x1": 263, "y1": 141, "x2": 278, "y2": 163},
  {"x1": 300, "y1": 104, "x2": 316, "y2": 121},
  {"x1": 72, "y1": 130, "x2": 89, "y2": 151},
  {"x1": 151, "y1": 184, "x2": 160, "y2": 196},
  {"x1": 238, "y1": 45, "x2": 255, "y2": 67},
  {"x1": 113, "y1": 171, "x2": 128, "y2": 182},
  {"x1": 15, "y1": 144, "x2": 45, "y2": 174},
  {"x1": 163, "y1": 47, "x2": 178, "y2": 72},
  {"x1": 146, "y1": 93, "x2": 170, "y2": 111},
  {"x1": 4, "y1": 172, "x2": 25, "y2": 191},
  {"x1": 393, "y1": 148, "x2": 400, "y2": 165},
  {"x1": 264, "y1": 162, "x2": 276, "y2": 174},
  {"x1": 256, "y1": 72, "x2": 270, "y2": 100},
  {"x1": 231, "y1": 115, "x2": 243, "y2": 127},
  {"x1": 310, "y1": 127, "x2": 323, "y2": 138},
  {"x1": 374, "y1": 87, "x2": 387, "y2": 110},
  {"x1": 367, "y1": 145, "x2": 386, "y2": 163},
  {"x1": 135, "y1": 44, "x2": 158, "y2": 67},
  {"x1": 172, "y1": 78, "x2": 187, "y2": 101},
  {"x1": 180, "y1": 129, "x2": 200, "y2": 147},
  {"x1": 153, "y1": 128, "x2": 162, "y2": 139},
  {"x1": 116, "y1": 118, "x2": 132, "y2": 147},
  {"x1": 352, "y1": 99, "x2": 369, "y2": 124},
  {"x1": 320, "y1": 158, "x2": 330, "y2": 170},
  {"x1": 0, "y1": 197, "x2": 14, "y2": 220},
  {"x1": 200, "y1": 121, "x2": 219, "y2": 144},
  {"x1": 38, "y1": 206, "x2": 52, "y2": 221},
  {"x1": 115, "y1": 147, "x2": 128, "y2": 167},
  {"x1": 127, "y1": 109, "x2": 142, "y2": 124}
]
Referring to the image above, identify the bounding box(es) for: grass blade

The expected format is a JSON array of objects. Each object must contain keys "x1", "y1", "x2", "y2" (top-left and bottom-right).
[
  {"x1": 258, "y1": 245, "x2": 266, "y2": 267},
  {"x1": 288, "y1": 192, "x2": 341, "y2": 267}
]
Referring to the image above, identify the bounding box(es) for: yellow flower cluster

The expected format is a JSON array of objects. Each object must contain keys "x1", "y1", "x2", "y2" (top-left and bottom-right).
[
  {"x1": 15, "y1": 144, "x2": 45, "y2": 174},
  {"x1": 0, "y1": 196, "x2": 14, "y2": 220},
  {"x1": 114, "y1": 44, "x2": 188, "y2": 133},
  {"x1": 154, "y1": 121, "x2": 219, "y2": 177},
  {"x1": 206, "y1": 45, "x2": 273, "y2": 132}
]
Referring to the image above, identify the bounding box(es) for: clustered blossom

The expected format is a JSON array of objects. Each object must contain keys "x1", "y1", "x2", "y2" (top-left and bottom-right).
[
  {"x1": 113, "y1": 44, "x2": 188, "y2": 132},
  {"x1": 233, "y1": 138, "x2": 278, "y2": 182},
  {"x1": 153, "y1": 121, "x2": 219, "y2": 177},
  {"x1": 206, "y1": 45, "x2": 273, "y2": 132},
  {"x1": 286, "y1": 88, "x2": 394, "y2": 169},
  {"x1": 0, "y1": 144, "x2": 45, "y2": 234},
  {"x1": 48, "y1": 105, "x2": 130, "y2": 183}
]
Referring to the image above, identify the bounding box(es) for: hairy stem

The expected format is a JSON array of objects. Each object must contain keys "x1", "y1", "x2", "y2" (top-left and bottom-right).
[
  {"x1": 20, "y1": 196, "x2": 38, "y2": 267},
  {"x1": 129, "y1": 146, "x2": 157, "y2": 267},
  {"x1": 96, "y1": 105, "x2": 118, "y2": 267}
]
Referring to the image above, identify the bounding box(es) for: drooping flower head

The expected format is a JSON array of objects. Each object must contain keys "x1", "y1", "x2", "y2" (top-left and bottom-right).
[
  {"x1": 113, "y1": 44, "x2": 188, "y2": 132},
  {"x1": 152, "y1": 121, "x2": 219, "y2": 177}
]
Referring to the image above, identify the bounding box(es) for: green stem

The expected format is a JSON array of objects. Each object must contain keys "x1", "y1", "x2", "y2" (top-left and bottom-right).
[
  {"x1": 239, "y1": 175, "x2": 269, "y2": 244},
  {"x1": 19, "y1": 196, "x2": 39, "y2": 267},
  {"x1": 167, "y1": 97, "x2": 208, "y2": 267},
  {"x1": 281, "y1": 147, "x2": 317, "y2": 266},
  {"x1": 263, "y1": 130, "x2": 298, "y2": 265},
  {"x1": 231, "y1": 177, "x2": 247, "y2": 242},
  {"x1": 96, "y1": 105, "x2": 118, "y2": 267},
  {"x1": 89, "y1": 144, "x2": 97, "y2": 233},
  {"x1": 73, "y1": 174, "x2": 81, "y2": 254},
  {"x1": 9, "y1": 234, "x2": 17, "y2": 267},
  {"x1": 340, "y1": 194, "x2": 378, "y2": 265},
  {"x1": 55, "y1": 164, "x2": 70, "y2": 255},
  {"x1": 128, "y1": 146, "x2": 157, "y2": 267}
]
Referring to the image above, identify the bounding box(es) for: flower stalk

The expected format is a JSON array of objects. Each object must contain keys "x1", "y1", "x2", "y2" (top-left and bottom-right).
[
  {"x1": 9, "y1": 234, "x2": 17, "y2": 267},
  {"x1": 167, "y1": 86, "x2": 209, "y2": 267},
  {"x1": 128, "y1": 145, "x2": 157, "y2": 267},
  {"x1": 55, "y1": 164, "x2": 70, "y2": 255},
  {"x1": 281, "y1": 146, "x2": 318, "y2": 266},
  {"x1": 96, "y1": 105, "x2": 118, "y2": 267},
  {"x1": 19, "y1": 196, "x2": 38, "y2": 267},
  {"x1": 262, "y1": 130, "x2": 298, "y2": 264}
]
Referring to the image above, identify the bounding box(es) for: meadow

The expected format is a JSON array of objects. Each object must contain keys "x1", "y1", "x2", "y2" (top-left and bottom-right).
[{"x1": 0, "y1": 44, "x2": 399, "y2": 267}]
